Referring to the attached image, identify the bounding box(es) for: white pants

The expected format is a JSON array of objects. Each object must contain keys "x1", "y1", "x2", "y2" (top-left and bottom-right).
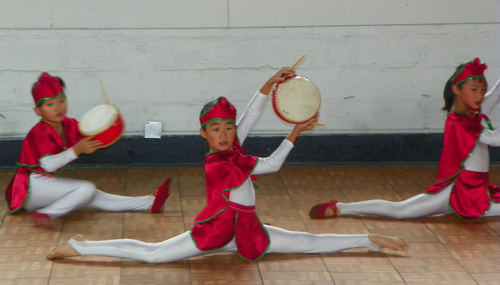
[
  {"x1": 24, "y1": 174, "x2": 154, "y2": 219},
  {"x1": 68, "y1": 225, "x2": 380, "y2": 263},
  {"x1": 338, "y1": 184, "x2": 500, "y2": 219}
]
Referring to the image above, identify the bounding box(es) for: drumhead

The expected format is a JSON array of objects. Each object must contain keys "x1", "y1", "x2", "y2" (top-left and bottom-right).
[
  {"x1": 273, "y1": 76, "x2": 321, "y2": 124},
  {"x1": 79, "y1": 105, "x2": 119, "y2": 135}
]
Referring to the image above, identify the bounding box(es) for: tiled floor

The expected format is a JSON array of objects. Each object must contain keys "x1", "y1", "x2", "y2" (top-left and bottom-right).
[{"x1": 0, "y1": 165, "x2": 498, "y2": 285}]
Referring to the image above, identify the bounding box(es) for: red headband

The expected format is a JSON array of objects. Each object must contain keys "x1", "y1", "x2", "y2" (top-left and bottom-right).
[
  {"x1": 452, "y1": 57, "x2": 487, "y2": 86},
  {"x1": 32, "y1": 72, "x2": 65, "y2": 106},
  {"x1": 199, "y1": 97, "x2": 237, "y2": 128}
]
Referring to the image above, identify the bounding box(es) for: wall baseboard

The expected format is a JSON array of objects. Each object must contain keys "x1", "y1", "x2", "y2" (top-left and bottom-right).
[{"x1": 1, "y1": 133, "x2": 499, "y2": 168}]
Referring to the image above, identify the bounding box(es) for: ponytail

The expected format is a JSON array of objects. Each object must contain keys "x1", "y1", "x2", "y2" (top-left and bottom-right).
[
  {"x1": 442, "y1": 64, "x2": 465, "y2": 112},
  {"x1": 442, "y1": 79, "x2": 454, "y2": 112}
]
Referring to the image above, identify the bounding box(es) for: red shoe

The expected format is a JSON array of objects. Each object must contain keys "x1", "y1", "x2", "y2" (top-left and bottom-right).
[
  {"x1": 30, "y1": 213, "x2": 54, "y2": 228},
  {"x1": 151, "y1": 177, "x2": 171, "y2": 213},
  {"x1": 309, "y1": 200, "x2": 340, "y2": 219}
]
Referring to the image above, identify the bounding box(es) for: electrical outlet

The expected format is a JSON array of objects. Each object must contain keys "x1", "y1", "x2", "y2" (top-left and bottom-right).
[{"x1": 144, "y1": 121, "x2": 162, "y2": 139}]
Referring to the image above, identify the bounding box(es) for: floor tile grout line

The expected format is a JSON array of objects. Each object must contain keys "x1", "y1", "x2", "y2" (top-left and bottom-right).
[
  {"x1": 177, "y1": 168, "x2": 196, "y2": 285},
  {"x1": 410, "y1": 167, "x2": 481, "y2": 284},
  {"x1": 275, "y1": 167, "x2": 335, "y2": 285},
  {"x1": 329, "y1": 167, "x2": 395, "y2": 284},
  {"x1": 119, "y1": 168, "x2": 131, "y2": 282},
  {"x1": 321, "y1": 166, "x2": 349, "y2": 285},
  {"x1": 372, "y1": 168, "x2": 427, "y2": 285},
  {"x1": 380, "y1": 167, "x2": 478, "y2": 285}
]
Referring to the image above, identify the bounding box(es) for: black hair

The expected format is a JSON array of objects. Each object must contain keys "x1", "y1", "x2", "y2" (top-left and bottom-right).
[
  {"x1": 442, "y1": 64, "x2": 465, "y2": 112},
  {"x1": 199, "y1": 101, "x2": 213, "y2": 128},
  {"x1": 442, "y1": 64, "x2": 488, "y2": 112},
  {"x1": 55, "y1": 76, "x2": 66, "y2": 88},
  {"x1": 200, "y1": 101, "x2": 213, "y2": 151}
]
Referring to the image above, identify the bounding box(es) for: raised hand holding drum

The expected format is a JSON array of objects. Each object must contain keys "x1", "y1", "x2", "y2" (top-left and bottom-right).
[{"x1": 272, "y1": 75, "x2": 321, "y2": 124}]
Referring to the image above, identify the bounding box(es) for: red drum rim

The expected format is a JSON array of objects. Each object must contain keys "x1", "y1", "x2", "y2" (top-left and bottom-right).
[
  {"x1": 79, "y1": 105, "x2": 120, "y2": 136},
  {"x1": 98, "y1": 115, "x2": 126, "y2": 148},
  {"x1": 103, "y1": 134, "x2": 124, "y2": 148},
  {"x1": 271, "y1": 75, "x2": 321, "y2": 124}
]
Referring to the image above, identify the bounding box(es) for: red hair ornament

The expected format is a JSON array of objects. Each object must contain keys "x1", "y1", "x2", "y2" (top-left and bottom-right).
[
  {"x1": 32, "y1": 72, "x2": 65, "y2": 106},
  {"x1": 199, "y1": 97, "x2": 237, "y2": 128},
  {"x1": 452, "y1": 57, "x2": 487, "y2": 86}
]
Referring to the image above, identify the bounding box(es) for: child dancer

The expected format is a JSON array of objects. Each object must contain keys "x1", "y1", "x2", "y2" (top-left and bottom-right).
[
  {"x1": 310, "y1": 58, "x2": 500, "y2": 220},
  {"x1": 5, "y1": 72, "x2": 171, "y2": 228},
  {"x1": 47, "y1": 68, "x2": 407, "y2": 263}
]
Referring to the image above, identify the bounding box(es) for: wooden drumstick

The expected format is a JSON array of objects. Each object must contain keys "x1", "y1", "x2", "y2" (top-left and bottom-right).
[
  {"x1": 100, "y1": 80, "x2": 110, "y2": 105},
  {"x1": 289, "y1": 55, "x2": 306, "y2": 71},
  {"x1": 313, "y1": 123, "x2": 325, "y2": 127}
]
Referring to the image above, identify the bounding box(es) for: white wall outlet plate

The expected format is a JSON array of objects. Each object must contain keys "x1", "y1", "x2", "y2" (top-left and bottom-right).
[{"x1": 144, "y1": 121, "x2": 162, "y2": 139}]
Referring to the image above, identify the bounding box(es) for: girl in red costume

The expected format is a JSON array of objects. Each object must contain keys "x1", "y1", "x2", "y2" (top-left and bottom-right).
[
  {"x1": 47, "y1": 68, "x2": 407, "y2": 263},
  {"x1": 5, "y1": 72, "x2": 171, "y2": 227},
  {"x1": 310, "y1": 58, "x2": 500, "y2": 220}
]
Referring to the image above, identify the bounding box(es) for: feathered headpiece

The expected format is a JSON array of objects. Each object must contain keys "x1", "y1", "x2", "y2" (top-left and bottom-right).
[
  {"x1": 452, "y1": 58, "x2": 487, "y2": 86},
  {"x1": 32, "y1": 72, "x2": 65, "y2": 106},
  {"x1": 199, "y1": 97, "x2": 237, "y2": 128}
]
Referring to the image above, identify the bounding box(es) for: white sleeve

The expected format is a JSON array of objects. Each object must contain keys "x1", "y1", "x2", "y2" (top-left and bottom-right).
[
  {"x1": 479, "y1": 128, "x2": 500, "y2": 147},
  {"x1": 236, "y1": 91, "x2": 270, "y2": 145},
  {"x1": 252, "y1": 139, "x2": 294, "y2": 175},
  {"x1": 39, "y1": 148, "x2": 78, "y2": 172},
  {"x1": 481, "y1": 77, "x2": 500, "y2": 115}
]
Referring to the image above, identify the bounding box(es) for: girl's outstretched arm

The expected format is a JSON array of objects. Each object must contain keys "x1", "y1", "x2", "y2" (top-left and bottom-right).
[
  {"x1": 236, "y1": 68, "x2": 296, "y2": 145},
  {"x1": 481, "y1": 77, "x2": 500, "y2": 115},
  {"x1": 479, "y1": 128, "x2": 500, "y2": 147},
  {"x1": 286, "y1": 115, "x2": 318, "y2": 144},
  {"x1": 251, "y1": 140, "x2": 294, "y2": 175},
  {"x1": 236, "y1": 92, "x2": 269, "y2": 145},
  {"x1": 252, "y1": 115, "x2": 319, "y2": 175}
]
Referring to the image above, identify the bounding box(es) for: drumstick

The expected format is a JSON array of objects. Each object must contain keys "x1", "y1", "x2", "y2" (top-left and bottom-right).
[
  {"x1": 99, "y1": 80, "x2": 110, "y2": 105},
  {"x1": 313, "y1": 123, "x2": 325, "y2": 127},
  {"x1": 289, "y1": 55, "x2": 306, "y2": 71}
]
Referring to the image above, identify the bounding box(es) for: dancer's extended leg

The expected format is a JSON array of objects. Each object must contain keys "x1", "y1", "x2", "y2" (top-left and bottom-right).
[
  {"x1": 84, "y1": 190, "x2": 154, "y2": 212},
  {"x1": 48, "y1": 232, "x2": 226, "y2": 263},
  {"x1": 337, "y1": 185, "x2": 454, "y2": 219},
  {"x1": 264, "y1": 225, "x2": 407, "y2": 253}
]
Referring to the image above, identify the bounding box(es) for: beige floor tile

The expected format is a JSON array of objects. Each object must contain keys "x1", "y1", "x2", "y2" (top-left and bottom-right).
[{"x1": 0, "y1": 166, "x2": 498, "y2": 284}]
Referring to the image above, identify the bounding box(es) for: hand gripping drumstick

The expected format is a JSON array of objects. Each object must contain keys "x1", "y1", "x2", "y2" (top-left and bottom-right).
[{"x1": 100, "y1": 80, "x2": 110, "y2": 105}]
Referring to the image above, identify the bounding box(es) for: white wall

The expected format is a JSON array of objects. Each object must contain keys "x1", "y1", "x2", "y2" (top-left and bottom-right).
[{"x1": 0, "y1": 0, "x2": 499, "y2": 138}]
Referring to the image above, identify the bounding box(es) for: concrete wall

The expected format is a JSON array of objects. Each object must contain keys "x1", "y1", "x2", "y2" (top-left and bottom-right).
[{"x1": 1, "y1": 0, "x2": 499, "y2": 138}]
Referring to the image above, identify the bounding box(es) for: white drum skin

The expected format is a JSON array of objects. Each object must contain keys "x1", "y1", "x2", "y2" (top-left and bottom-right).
[
  {"x1": 78, "y1": 105, "x2": 125, "y2": 147},
  {"x1": 79, "y1": 105, "x2": 119, "y2": 135},
  {"x1": 272, "y1": 76, "x2": 321, "y2": 124}
]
